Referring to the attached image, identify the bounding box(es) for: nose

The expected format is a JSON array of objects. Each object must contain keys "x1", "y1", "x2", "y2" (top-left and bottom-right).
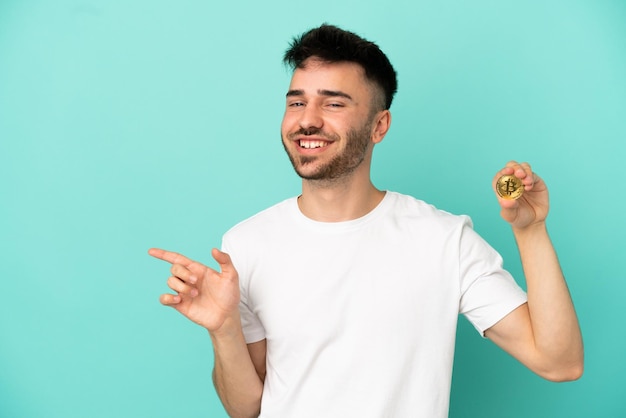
[{"x1": 298, "y1": 103, "x2": 323, "y2": 131}]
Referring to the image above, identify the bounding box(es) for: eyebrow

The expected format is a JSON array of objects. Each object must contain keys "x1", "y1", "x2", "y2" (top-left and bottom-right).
[{"x1": 286, "y1": 89, "x2": 353, "y2": 101}]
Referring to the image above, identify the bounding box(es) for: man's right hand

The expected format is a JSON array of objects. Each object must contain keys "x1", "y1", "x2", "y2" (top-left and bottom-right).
[{"x1": 149, "y1": 248, "x2": 241, "y2": 334}]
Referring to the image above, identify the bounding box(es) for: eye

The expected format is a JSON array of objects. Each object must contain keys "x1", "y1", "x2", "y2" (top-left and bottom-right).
[
  {"x1": 326, "y1": 102, "x2": 345, "y2": 109},
  {"x1": 288, "y1": 101, "x2": 305, "y2": 107}
]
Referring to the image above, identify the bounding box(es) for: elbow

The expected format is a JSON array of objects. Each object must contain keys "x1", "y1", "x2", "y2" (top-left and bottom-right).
[
  {"x1": 531, "y1": 340, "x2": 585, "y2": 382},
  {"x1": 543, "y1": 366, "x2": 584, "y2": 382},
  {"x1": 221, "y1": 396, "x2": 262, "y2": 418},
  {"x1": 220, "y1": 391, "x2": 263, "y2": 418},
  {"x1": 537, "y1": 359, "x2": 584, "y2": 382}
]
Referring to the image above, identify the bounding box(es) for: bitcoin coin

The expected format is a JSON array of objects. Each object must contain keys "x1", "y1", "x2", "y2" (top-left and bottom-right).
[{"x1": 496, "y1": 175, "x2": 524, "y2": 200}]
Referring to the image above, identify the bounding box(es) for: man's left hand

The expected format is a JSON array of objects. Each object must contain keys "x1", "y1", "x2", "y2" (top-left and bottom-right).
[{"x1": 493, "y1": 161, "x2": 549, "y2": 229}]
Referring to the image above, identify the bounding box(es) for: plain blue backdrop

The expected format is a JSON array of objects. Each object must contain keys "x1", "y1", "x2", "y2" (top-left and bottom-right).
[{"x1": 1, "y1": 1, "x2": 625, "y2": 416}]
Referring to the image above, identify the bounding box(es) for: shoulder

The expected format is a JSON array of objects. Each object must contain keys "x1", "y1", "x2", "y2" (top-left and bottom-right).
[
  {"x1": 223, "y1": 197, "x2": 298, "y2": 243},
  {"x1": 385, "y1": 191, "x2": 473, "y2": 230}
]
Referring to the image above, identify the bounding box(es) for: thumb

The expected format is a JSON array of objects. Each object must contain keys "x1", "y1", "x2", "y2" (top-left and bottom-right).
[
  {"x1": 500, "y1": 206, "x2": 519, "y2": 224},
  {"x1": 211, "y1": 248, "x2": 235, "y2": 274}
]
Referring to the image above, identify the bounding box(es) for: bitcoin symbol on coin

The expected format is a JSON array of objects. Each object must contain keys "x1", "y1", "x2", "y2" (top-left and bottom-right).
[{"x1": 496, "y1": 175, "x2": 524, "y2": 200}]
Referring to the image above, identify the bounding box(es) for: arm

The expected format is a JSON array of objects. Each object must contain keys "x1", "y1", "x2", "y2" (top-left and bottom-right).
[
  {"x1": 484, "y1": 162, "x2": 584, "y2": 382},
  {"x1": 149, "y1": 248, "x2": 264, "y2": 417},
  {"x1": 211, "y1": 327, "x2": 266, "y2": 417}
]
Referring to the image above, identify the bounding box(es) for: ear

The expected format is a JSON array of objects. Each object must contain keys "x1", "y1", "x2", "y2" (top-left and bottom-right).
[{"x1": 371, "y1": 110, "x2": 391, "y2": 144}]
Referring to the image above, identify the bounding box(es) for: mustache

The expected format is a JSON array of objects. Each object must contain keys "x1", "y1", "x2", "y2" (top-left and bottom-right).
[{"x1": 287, "y1": 127, "x2": 338, "y2": 141}]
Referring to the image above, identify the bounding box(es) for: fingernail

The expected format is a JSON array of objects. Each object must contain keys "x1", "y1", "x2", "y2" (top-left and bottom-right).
[
  {"x1": 189, "y1": 275, "x2": 197, "y2": 284},
  {"x1": 191, "y1": 289, "x2": 199, "y2": 297}
]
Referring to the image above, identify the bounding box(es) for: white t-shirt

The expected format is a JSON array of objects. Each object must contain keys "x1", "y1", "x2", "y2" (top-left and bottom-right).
[{"x1": 222, "y1": 191, "x2": 527, "y2": 417}]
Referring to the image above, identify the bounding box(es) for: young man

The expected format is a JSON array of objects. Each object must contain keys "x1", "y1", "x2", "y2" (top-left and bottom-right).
[{"x1": 149, "y1": 24, "x2": 583, "y2": 418}]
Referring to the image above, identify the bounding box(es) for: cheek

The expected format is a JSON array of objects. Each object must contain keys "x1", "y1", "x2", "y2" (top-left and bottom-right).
[{"x1": 281, "y1": 113, "x2": 296, "y2": 134}]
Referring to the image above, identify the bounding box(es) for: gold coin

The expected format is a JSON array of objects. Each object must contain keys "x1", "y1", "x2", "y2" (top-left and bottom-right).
[{"x1": 496, "y1": 175, "x2": 524, "y2": 200}]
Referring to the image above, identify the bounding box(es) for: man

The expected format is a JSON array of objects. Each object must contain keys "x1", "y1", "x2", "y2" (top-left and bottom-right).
[{"x1": 149, "y1": 24, "x2": 583, "y2": 417}]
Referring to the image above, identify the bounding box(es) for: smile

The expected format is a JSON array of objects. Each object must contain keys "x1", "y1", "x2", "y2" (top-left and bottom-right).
[{"x1": 299, "y1": 140, "x2": 330, "y2": 149}]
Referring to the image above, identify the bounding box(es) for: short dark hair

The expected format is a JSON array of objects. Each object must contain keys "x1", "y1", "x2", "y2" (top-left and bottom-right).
[{"x1": 283, "y1": 24, "x2": 398, "y2": 110}]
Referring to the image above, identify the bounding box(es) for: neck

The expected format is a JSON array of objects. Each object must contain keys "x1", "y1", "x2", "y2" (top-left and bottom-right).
[{"x1": 298, "y1": 169, "x2": 385, "y2": 222}]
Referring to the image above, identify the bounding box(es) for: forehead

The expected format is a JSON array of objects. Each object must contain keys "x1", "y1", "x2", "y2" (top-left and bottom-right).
[{"x1": 288, "y1": 59, "x2": 372, "y2": 97}]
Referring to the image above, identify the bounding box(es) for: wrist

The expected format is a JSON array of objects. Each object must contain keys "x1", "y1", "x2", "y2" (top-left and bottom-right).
[
  {"x1": 511, "y1": 221, "x2": 550, "y2": 250},
  {"x1": 209, "y1": 312, "x2": 245, "y2": 344},
  {"x1": 512, "y1": 220, "x2": 547, "y2": 235}
]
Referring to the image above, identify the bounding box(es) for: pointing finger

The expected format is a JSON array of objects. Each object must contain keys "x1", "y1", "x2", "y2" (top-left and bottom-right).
[{"x1": 148, "y1": 248, "x2": 194, "y2": 266}]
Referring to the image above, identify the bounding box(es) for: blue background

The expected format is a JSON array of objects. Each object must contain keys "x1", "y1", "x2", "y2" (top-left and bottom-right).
[{"x1": 1, "y1": 1, "x2": 625, "y2": 416}]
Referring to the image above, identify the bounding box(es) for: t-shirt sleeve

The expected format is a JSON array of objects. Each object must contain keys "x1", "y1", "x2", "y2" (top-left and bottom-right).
[
  {"x1": 221, "y1": 235, "x2": 266, "y2": 344},
  {"x1": 238, "y1": 296, "x2": 266, "y2": 344},
  {"x1": 457, "y1": 218, "x2": 528, "y2": 336}
]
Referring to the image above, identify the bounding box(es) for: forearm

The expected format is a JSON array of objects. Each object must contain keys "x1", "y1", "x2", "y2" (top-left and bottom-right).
[
  {"x1": 210, "y1": 316, "x2": 263, "y2": 418},
  {"x1": 513, "y1": 221, "x2": 583, "y2": 379}
]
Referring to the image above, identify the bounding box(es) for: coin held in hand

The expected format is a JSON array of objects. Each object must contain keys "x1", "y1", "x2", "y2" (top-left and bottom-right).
[{"x1": 496, "y1": 175, "x2": 524, "y2": 200}]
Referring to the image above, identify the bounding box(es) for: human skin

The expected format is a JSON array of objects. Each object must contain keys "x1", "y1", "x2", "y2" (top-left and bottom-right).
[
  {"x1": 150, "y1": 58, "x2": 582, "y2": 418},
  {"x1": 484, "y1": 162, "x2": 584, "y2": 381},
  {"x1": 281, "y1": 58, "x2": 377, "y2": 182}
]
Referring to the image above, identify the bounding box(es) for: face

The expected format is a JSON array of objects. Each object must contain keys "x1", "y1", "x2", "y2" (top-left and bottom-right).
[{"x1": 281, "y1": 59, "x2": 382, "y2": 182}]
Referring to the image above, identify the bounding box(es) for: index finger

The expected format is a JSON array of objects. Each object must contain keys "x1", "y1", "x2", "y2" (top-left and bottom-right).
[{"x1": 148, "y1": 248, "x2": 194, "y2": 266}]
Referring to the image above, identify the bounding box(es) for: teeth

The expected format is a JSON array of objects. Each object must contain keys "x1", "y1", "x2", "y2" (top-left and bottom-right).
[{"x1": 299, "y1": 140, "x2": 328, "y2": 149}]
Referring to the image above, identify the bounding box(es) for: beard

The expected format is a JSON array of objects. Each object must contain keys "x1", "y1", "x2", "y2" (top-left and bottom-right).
[{"x1": 282, "y1": 121, "x2": 373, "y2": 181}]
